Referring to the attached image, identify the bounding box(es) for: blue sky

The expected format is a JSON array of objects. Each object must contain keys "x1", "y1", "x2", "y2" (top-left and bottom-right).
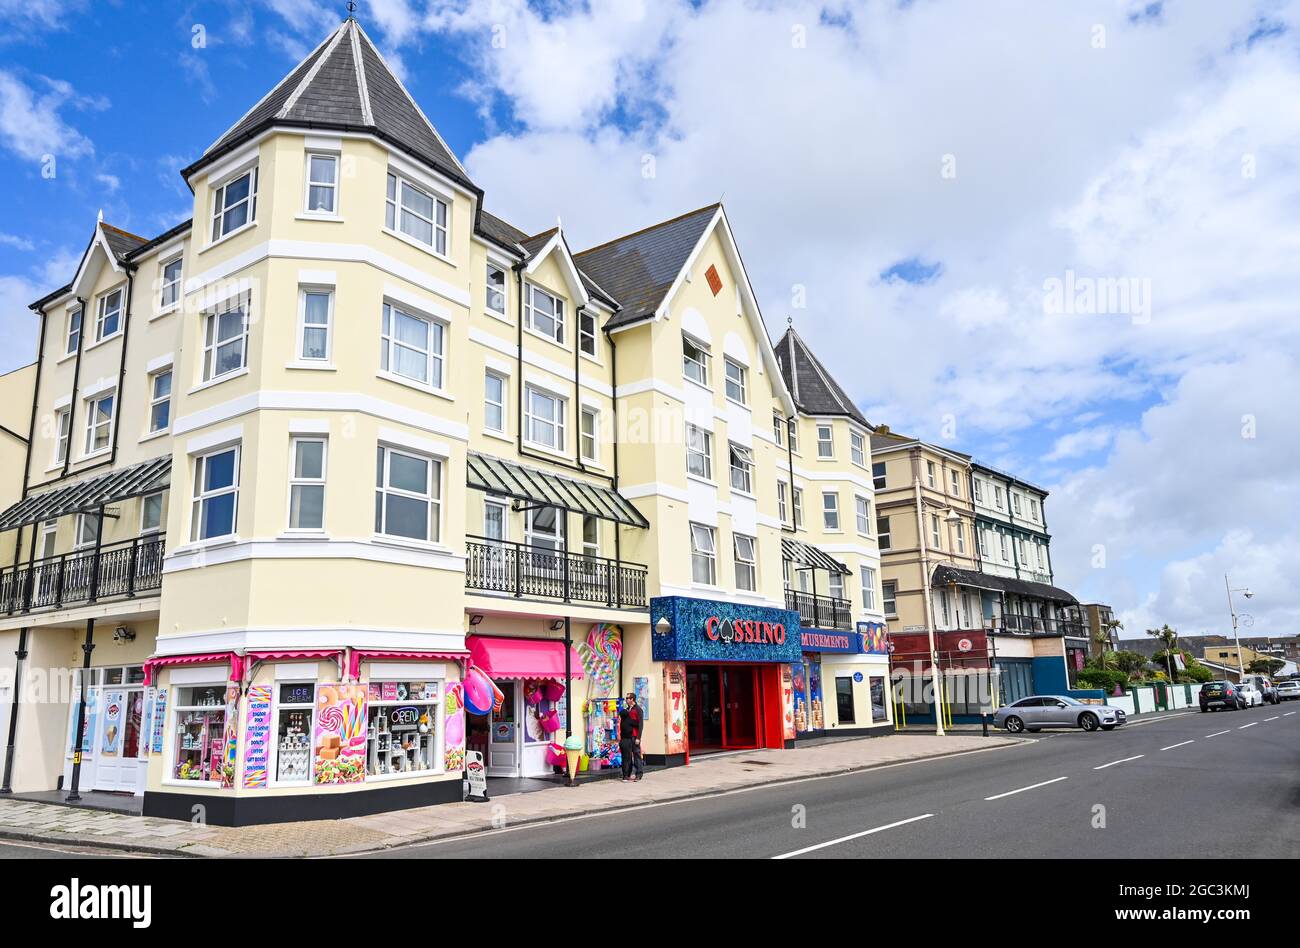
[{"x1": 2, "y1": 0, "x2": 1299, "y2": 638}]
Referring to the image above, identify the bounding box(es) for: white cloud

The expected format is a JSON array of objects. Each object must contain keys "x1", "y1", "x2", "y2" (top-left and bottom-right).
[
  {"x1": 0, "y1": 233, "x2": 35, "y2": 251},
  {"x1": 94, "y1": 172, "x2": 119, "y2": 192},
  {"x1": 1044, "y1": 426, "x2": 1114, "y2": 462},
  {"x1": 0, "y1": 70, "x2": 98, "y2": 162}
]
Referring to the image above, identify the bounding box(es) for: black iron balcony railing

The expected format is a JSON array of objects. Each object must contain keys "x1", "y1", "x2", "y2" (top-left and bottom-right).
[
  {"x1": 785, "y1": 588, "x2": 853, "y2": 631},
  {"x1": 465, "y1": 537, "x2": 648, "y2": 608},
  {"x1": 991, "y1": 614, "x2": 1085, "y2": 636},
  {"x1": 0, "y1": 535, "x2": 166, "y2": 616}
]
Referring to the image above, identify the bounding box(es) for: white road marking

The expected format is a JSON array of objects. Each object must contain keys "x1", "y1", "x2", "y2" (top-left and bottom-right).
[
  {"x1": 1265, "y1": 716, "x2": 1279, "y2": 722},
  {"x1": 1094, "y1": 754, "x2": 1145, "y2": 770},
  {"x1": 772, "y1": 813, "x2": 934, "y2": 859},
  {"x1": 984, "y1": 776, "x2": 1069, "y2": 801},
  {"x1": 1160, "y1": 740, "x2": 1195, "y2": 751},
  {"x1": 1205, "y1": 730, "x2": 1231, "y2": 738},
  {"x1": 1285, "y1": 711, "x2": 1297, "y2": 716},
  {"x1": 1239, "y1": 722, "x2": 1257, "y2": 730}
]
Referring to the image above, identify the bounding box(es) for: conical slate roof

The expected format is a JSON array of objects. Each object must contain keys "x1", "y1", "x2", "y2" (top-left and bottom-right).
[
  {"x1": 775, "y1": 328, "x2": 871, "y2": 427},
  {"x1": 189, "y1": 18, "x2": 470, "y2": 189}
]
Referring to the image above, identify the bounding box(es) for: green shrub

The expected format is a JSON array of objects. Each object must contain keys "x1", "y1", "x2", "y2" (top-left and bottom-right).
[{"x1": 1077, "y1": 668, "x2": 1127, "y2": 693}]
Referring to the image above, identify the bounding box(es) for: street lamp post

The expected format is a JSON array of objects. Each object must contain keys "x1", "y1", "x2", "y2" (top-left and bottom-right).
[{"x1": 1224, "y1": 575, "x2": 1253, "y2": 681}]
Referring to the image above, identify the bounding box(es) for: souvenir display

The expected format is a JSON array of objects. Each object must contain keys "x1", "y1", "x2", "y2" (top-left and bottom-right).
[
  {"x1": 585, "y1": 698, "x2": 621, "y2": 767},
  {"x1": 365, "y1": 682, "x2": 440, "y2": 777}
]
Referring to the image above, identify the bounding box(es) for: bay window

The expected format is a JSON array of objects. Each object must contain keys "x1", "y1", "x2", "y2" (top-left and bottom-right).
[
  {"x1": 288, "y1": 438, "x2": 327, "y2": 531},
  {"x1": 211, "y1": 166, "x2": 257, "y2": 241},
  {"x1": 851, "y1": 431, "x2": 866, "y2": 466},
  {"x1": 386, "y1": 171, "x2": 448, "y2": 254},
  {"x1": 524, "y1": 386, "x2": 566, "y2": 451},
  {"x1": 191, "y1": 446, "x2": 240, "y2": 541},
  {"x1": 381, "y1": 302, "x2": 443, "y2": 388},
  {"x1": 817, "y1": 424, "x2": 834, "y2": 458},
  {"x1": 375, "y1": 445, "x2": 441, "y2": 543},
  {"x1": 860, "y1": 565, "x2": 877, "y2": 610},
  {"x1": 855, "y1": 496, "x2": 871, "y2": 535},
  {"x1": 201, "y1": 300, "x2": 249, "y2": 382},
  {"x1": 298, "y1": 289, "x2": 333, "y2": 362},
  {"x1": 304, "y1": 153, "x2": 338, "y2": 214},
  {"x1": 822, "y1": 491, "x2": 840, "y2": 531}
]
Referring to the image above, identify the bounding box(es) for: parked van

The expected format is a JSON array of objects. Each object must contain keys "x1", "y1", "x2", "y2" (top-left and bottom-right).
[{"x1": 1238, "y1": 674, "x2": 1278, "y2": 705}]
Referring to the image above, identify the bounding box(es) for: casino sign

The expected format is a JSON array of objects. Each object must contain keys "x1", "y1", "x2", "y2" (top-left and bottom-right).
[{"x1": 651, "y1": 596, "x2": 802, "y2": 664}]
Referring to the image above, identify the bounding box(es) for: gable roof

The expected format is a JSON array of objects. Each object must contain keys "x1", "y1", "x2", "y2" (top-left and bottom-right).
[
  {"x1": 30, "y1": 220, "x2": 148, "y2": 310},
  {"x1": 478, "y1": 210, "x2": 530, "y2": 254},
  {"x1": 574, "y1": 204, "x2": 719, "y2": 330},
  {"x1": 99, "y1": 223, "x2": 148, "y2": 263},
  {"x1": 188, "y1": 18, "x2": 471, "y2": 190},
  {"x1": 775, "y1": 328, "x2": 871, "y2": 427}
]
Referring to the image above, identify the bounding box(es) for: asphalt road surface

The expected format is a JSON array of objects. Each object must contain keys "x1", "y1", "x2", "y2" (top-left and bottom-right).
[{"x1": 366, "y1": 702, "x2": 1300, "y2": 858}]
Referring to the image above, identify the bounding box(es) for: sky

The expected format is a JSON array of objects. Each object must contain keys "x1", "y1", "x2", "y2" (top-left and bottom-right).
[{"x1": 1, "y1": 0, "x2": 1297, "y2": 641}]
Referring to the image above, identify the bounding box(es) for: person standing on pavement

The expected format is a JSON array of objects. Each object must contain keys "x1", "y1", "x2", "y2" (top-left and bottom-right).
[{"x1": 618, "y1": 693, "x2": 645, "y2": 782}]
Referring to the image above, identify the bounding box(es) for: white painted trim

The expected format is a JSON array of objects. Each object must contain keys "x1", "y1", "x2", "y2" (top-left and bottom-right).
[
  {"x1": 185, "y1": 424, "x2": 243, "y2": 455},
  {"x1": 167, "y1": 665, "x2": 231, "y2": 686},
  {"x1": 616, "y1": 377, "x2": 685, "y2": 403},
  {"x1": 288, "y1": 418, "x2": 331, "y2": 435},
  {"x1": 164, "y1": 537, "x2": 466, "y2": 575},
  {"x1": 298, "y1": 268, "x2": 337, "y2": 286},
  {"x1": 377, "y1": 426, "x2": 450, "y2": 458},
  {"x1": 153, "y1": 626, "x2": 467, "y2": 657},
  {"x1": 171, "y1": 390, "x2": 470, "y2": 443},
  {"x1": 80, "y1": 375, "x2": 117, "y2": 400},
  {"x1": 145, "y1": 352, "x2": 175, "y2": 374},
  {"x1": 383, "y1": 282, "x2": 454, "y2": 322},
  {"x1": 467, "y1": 326, "x2": 612, "y2": 398},
  {"x1": 619, "y1": 481, "x2": 690, "y2": 504}
]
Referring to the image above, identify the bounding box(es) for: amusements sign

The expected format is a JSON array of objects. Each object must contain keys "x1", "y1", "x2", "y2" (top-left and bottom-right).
[
  {"x1": 243, "y1": 685, "x2": 272, "y2": 789},
  {"x1": 314, "y1": 684, "x2": 366, "y2": 784},
  {"x1": 663, "y1": 662, "x2": 687, "y2": 756}
]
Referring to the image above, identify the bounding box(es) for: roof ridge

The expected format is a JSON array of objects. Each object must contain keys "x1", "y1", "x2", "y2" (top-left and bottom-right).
[
  {"x1": 353, "y1": 21, "x2": 470, "y2": 179},
  {"x1": 574, "y1": 202, "x2": 721, "y2": 258},
  {"x1": 349, "y1": 20, "x2": 375, "y2": 126},
  {"x1": 99, "y1": 222, "x2": 148, "y2": 243},
  {"x1": 277, "y1": 22, "x2": 349, "y2": 119}
]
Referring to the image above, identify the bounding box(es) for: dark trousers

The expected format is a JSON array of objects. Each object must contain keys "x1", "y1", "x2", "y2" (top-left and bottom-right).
[{"x1": 620, "y1": 738, "x2": 640, "y2": 778}]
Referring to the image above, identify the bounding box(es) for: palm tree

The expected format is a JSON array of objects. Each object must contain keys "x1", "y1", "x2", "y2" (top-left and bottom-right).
[
  {"x1": 1146, "y1": 624, "x2": 1179, "y2": 681},
  {"x1": 1093, "y1": 619, "x2": 1123, "y2": 669}
]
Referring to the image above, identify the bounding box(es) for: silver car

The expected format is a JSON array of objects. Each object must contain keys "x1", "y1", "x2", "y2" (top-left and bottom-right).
[
  {"x1": 1276, "y1": 680, "x2": 1300, "y2": 701},
  {"x1": 994, "y1": 695, "x2": 1126, "y2": 733}
]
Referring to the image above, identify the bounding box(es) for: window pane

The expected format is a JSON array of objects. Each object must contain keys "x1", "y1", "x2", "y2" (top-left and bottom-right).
[
  {"x1": 142, "y1": 493, "x2": 163, "y2": 531},
  {"x1": 401, "y1": 210, "x2": 433, "y2": 244},
  {"x1": 387, "y1": 452, "x2": 428, "y2": 493},
  {"x1": 302, "y1": 327, "x2": 328, "y2": 360},
  {"x1": 290, "y1": 484, "x2": 324, "y2": 530},
  {"x1": 303, "y1": 292, "x2": 330, "y2": 325},
  {"x1": 394, "y1": 346, "x2": 427, "y2": 382},
  {"x1": 394, "y1": 311, "x2": 428, "y2": 348},
  {"x1": 309, "y1": 155, "x2": 336, "y2": 184},
  {"x1": 150, "y1": 400, "x2": 170, "y2": 432},
  {"x1": 294, "y1": 441, "x2": 324, "y2": 479},
  {"x1": 215, "y1": 339, "x2": 244, "y2": 376},
  {"x1": 200, "y1": 493, "x2": 236, "y2": 538},
  {"x1": 204, "y1": 450, "x2": 236, "y2": 491},
  {"x1": 308, "y1": 185, "x2": 334, "y2": 212},
  {"x1": 402, "y1": 183, "x2": 434, "y2": 219},
  {"x1": 385, "y1": 494, "x2": 428, "y2": 540},
  {"x1": 223, "y1": 203, "x2": 249, "y2": 234}
]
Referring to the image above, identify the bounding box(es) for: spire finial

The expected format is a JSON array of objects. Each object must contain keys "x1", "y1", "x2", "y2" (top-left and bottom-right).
[
  {"x1": 787, "y1": 314, "x2": 793, "y2": 327},
  {"x1": 346, "y1": 1, "x2": 357, "y2": 19}
]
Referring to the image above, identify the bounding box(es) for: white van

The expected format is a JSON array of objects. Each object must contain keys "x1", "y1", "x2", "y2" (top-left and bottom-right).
[{"x1": 1238, "y1": 674, "x2": 1278, "y2": 705}]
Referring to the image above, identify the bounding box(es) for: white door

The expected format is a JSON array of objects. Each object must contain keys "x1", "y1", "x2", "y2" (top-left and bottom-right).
[
  {"x1": 91, "y1": 688, "x2": 145, "y2": 793},
  {"x1": 487, "y1": 682, "x2": 519, "y2": 776}
]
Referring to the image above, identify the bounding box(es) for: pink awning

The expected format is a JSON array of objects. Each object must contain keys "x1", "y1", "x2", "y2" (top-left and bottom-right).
[
  {"x1": 348, "y1": 649, "x2": 470, "y2": 681},
  {"x1": 143, "y1": 652, "x2": 241, "y2": 687},
  {"x1": 467, "y1": 636, "x2": 583, "y2": 682}
]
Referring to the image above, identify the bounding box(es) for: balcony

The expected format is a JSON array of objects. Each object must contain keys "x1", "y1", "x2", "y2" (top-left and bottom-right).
[
  {"x1": 0, "y1": 535, "x2": 166, "y2": 616},
  {"x1": 990, "y1": 614, "x2": 1085, "y2": 636},
  {"x1": 785, "y1": 588, "x2": 853, "y2": 631},
  {"x1": 465, "y1": 537, "x2": 648, "y2": 609}
]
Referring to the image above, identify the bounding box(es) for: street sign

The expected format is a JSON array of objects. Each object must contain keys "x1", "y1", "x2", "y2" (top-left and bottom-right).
[{"x1": 465, "y1": 750, "x2": 488, "y2": 802}]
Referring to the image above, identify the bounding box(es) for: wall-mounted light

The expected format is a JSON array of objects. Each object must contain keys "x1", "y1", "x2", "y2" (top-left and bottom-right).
[
  {"x1": 112, "y1": 626, "x2": 134, "y2": 643},
  {"x1": 549, "y1": 619, "x2": 565, "y2": 632},
  {"x1": 469, "y1": 614, "x2": 484, "y2": 626}
]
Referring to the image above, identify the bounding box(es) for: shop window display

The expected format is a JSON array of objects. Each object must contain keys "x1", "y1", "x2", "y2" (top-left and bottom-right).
[
  {"x1": 173, "y1": 686, "x2": 227, "y2": 781},
  {"x1": 366, "y1": 681, "x2": 440, "y2": 776},
  {"x1": 276, "y1": 683, "x2": 315, "y2": 783}
]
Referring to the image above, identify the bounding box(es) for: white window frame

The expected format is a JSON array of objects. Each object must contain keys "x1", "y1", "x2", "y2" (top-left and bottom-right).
[
  {"x1": 973, "y1": 479, "x2": 983, "y2": 503},
  {"x1": 877, "y1": 515, "x2": 891, "y2": 550},
  {"x1": 73, "y1": 512, "x2": 99, "y2": 550},
  {"x1": 822, "y1": 490, "x2": 840, "y2": 531},
  {"x1": 375, "y1": 445, "x2": 442, "y2": 543},
  {"x1": 855, "y1": 496, "x2": 871, "y2": 536},
  {"x1": 580, "y1": 406, "x2": 599, "y2": 462},
  {"x1": 484, "y1": 371, "x2": 507, "y2": 434},
  {"x1": 690, "y1": 522, "x2": 717, "y2": 586},
  {"x1": 950, "y1": 470, "x2": 961, "y2": 497},
  {"x1": 95, "y1": 287, "x2": 124, "y2": 342},
  {"x1": 148, "y1": 368, "x2": 172, "y2": 433},
  {"x1": 140, "y1": 490, "x2": 164, "y2": 534},
  {"x1": 860, "y1": 565, "x2": 877, "y2": 610},
  {"x1": 682, "y1": 335, "x2": 710, "y2": 386},
  {"x1": 793, "y1": 487, "x2": 804, "y2": 528},
  {"x1": 201, "y1": 297, "x2": 249, "y2": 383},
  {"x1": 816, "y1": 424, "x2": 834, "y2": 458},
  {"x1": 728, "y1": 442, "x2": 753, "y2": 494},
  {"x1": 850, "y1": 431, "x2": 866, "y2": 467},
  {"x1": 65, "y1": 306, "x2": 82, "y2": 355},
  {"x1": 303, "y1": 152, "x2": 339, "y2": 216},
  {"x1": 777, "y1": 480, "x2": 789, "y2": 523},
  {"x1": 999, "y1": 533, "x2": 1009, "y2": 562},
  {"x1": 485, "y1": 262, "x2": 507, "y2": 317},
  {"x1": 211, "y1": 165, "x2": 258, "y2": 242},
  {"x1": 955, "y1": 521, "x2": 966, "y2": 554},
  {"x1": 872, "y1": 461, "x2": 886, "y2": 490},
  {"x1": 271, "y1": 680, "x2": 317, "y2": 787},
  {"x1": 297, "y1": 287, "x2": 334, "y2": 364},
  {"x1": 54, "y1": 407, "x2": 71, "y2": 464},
  {"x1": 582, "y1": 515, "x2": 600, "y2": 559},
  {"x1": 1013, "y1": 493, "x2": 1022, "y2": 514},
  {"x1": 882, "y1": 580, "x2": 897, "y2": 617},
  {"x1": 190, "y1": 446, "x2": 240, "y2": 542},
  {"x1": 524, "y1": 385, "x2": 566, "y2": 452},
  {"x1": 978, "y1": 528, "x2": 989, "y2": 557},
  {"x1": 578, "y1": 310, "x2": 597, "y2": 357},
  {"x1": 772, "y1": 412, "x2": 784, "y2": 447},
  {"x1": 83, "y1": 391, "x2": 115, "y2": 456},
  {"x1": 524, "y1": 283, "x2": 565, "y2": 344},
  {"x1": 930, "y1": 513, "x2": 941, "y2": 549},
  {"x1": 385, "y1": 170, "x2": 448, "y2": 255},
  {"x1": 724, "y1": 358, "x2": 747, "y2": 405},
  {"x1": 733, "y1": 533, "x2": 757, "y2": 591},
  {"x1": 159, "y1": 256, "x2": 183, "y2": 311},
  {"x1": 380, "y1": 301, "x2": 444, "y2": 390},
  {"x1": 926, "y1": 460, "x2": 936, "y2": 488},
  {"x1": 994, "y1": 486, "x2": 1004, "y2": 509},
  {"x1": 685, "y1": 424, "x2": 712, "y2": 480},
  {"x1": 287, "y1": 437, "x2": 328, "y2": 533}
]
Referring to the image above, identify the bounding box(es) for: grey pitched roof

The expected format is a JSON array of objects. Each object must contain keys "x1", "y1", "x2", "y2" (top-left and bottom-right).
[
  {"x1": 574, "y1": 204, "x2": 719, "y2": 330},
  {"x1": 99, "y1": 223, "x2": 148, "y2": 263},
  {"x1": 931, "y1": 564, "x2": 1077, "y2": 605},
  {"x1": 478, "y1": 210, "x2": 530, "y2": 253},
  {"x1": 869, "y1": 429, "x2": 971, "y2": 460},
  {"x1": 774, "y1": 328, "x2": 871, "y2": 427},
  {"x1": 191, "y1": 19, "x2": 471, "y2": 190},
  {"x1": 520, "y1": 228, "x2": 557, "y2": 258}
]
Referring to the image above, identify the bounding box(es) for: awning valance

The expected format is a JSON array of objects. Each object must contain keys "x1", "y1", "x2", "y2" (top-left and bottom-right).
[
  {"x1": 466, "y1": 452, "x2": 648, "y2": 528},
  {"x1": 781, "y1": 537, "x2": 850, "y2": 575},
  {"x1": 0, "y1": 455, "x2": 171, "y2": 532},
  {"x1": 143, "y1": 651, "x2": 240, "y2": 687},
  {"x1": 348, "y1": 648, "x2": 470, "y2": 680},
  {"x1": 931, "y1": 564, "x2": 1078, "y2": 604},
  {"x1": 467, "y1": 635, "x2": 583, "y2": 682}
]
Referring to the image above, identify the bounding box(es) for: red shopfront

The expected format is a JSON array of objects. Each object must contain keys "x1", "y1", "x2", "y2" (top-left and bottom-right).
[{"x1": 684, "y1": 663, "x2": 787, "y2": 751}]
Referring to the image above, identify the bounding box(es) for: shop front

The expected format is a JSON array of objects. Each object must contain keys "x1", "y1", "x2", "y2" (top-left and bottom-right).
[
  {"x1": 650, "y1": 596, "x2": 801, "y2": 752},
  {"x1": 464, "y1": 635, "x2": 583, "y2": 779},
  {"x1": 814, "y1": 622, "x2": 893, "y2": 735}
]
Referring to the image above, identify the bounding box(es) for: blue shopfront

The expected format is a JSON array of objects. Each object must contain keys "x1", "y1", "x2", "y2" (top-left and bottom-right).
[
  {"x1": 795, "y1": 623, "x2": 893, "y2": 737},
  {"x1": 651, "y1": 596, "x2": 801, "y2": 751}
]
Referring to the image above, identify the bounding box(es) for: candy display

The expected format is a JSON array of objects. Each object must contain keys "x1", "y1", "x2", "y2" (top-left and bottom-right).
[
  {"x1": 578, "y1": 624, "x2": 623, "y2": 697},
  {"x1": 585, "y1": 698, "x2": 622, "y2": 767},
  {"x1": 366, "y1": 682, "x2": 440, "y2": 776},
  {"x1": 313, "y1": 685, "x2": 367, "y2": 785},
  {"x1": 173, "y1": 686, "x2": 228, "y2": 782}
]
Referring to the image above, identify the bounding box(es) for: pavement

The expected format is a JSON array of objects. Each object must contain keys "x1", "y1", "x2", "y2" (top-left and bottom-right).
[
  {"x1": 377, "y1": 702, "x2": 1299, "y2": 859},
  {"x1": 0, "y1": 730, "x2": 1015, "y2": 858}
]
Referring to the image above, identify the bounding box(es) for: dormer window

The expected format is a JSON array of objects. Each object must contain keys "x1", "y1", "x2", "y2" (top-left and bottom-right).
[
  {"x1": 65, "y1": 306, "x2": 82, "y2": 355},
  {"x1": 525, "y1": 284, "x2": 564, "y2": 343},
  {"x1": 211, "y1": 166, "x2": 257, "y2": 241},
  {"x1": 95, "y1": 288, "x2": 124, "y2": 342},
  {"x1": 386, "y1": 171, "x2": 448, "y2": 255}
]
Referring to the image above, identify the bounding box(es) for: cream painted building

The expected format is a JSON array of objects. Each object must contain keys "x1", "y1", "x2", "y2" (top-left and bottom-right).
[{"x1": 0, "y1": 16, "x2": 891, "y2": 824}]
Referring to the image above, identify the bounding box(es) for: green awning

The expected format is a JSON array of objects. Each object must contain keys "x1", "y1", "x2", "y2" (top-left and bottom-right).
[
  {"x1": 0, "y1": 456, "x2": 171, "y2": 532},
  {"x1": 466, "y1": 452, "x2": 648, "y2": 528}
]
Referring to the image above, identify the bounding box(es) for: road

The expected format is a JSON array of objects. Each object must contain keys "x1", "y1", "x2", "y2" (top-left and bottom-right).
[{"x1": 368, "y1": 702, "x2": 1300, "y2": 858}]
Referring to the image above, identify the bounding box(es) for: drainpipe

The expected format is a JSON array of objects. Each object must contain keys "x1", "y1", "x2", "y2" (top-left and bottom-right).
[
  {"x1": 914, "y1": 471, "x2": 944, "y2": 736},
  {"x1": 563, "y1": 617, "x2": 573, "y2": 740},
  {"x1": 573, "y1": 309, "x2": 585, "y2": 475},
  {"x1": 65, "y1": 618, "x2": 96, "y2": 803},
  {"x1": 782, "y1": 416, "x2": 797, "y2": 533},
  {"x1": 0, "y1": 627, "x2": 28, "y2": 793},
  {"x1": 60, "y1": 297, "x2": 88, "y2": 479},
  {"x1": 107, "y1": 269, "x2": 136, "y2": 467},
  {"x1": 605, "y1": 328, "x2": 622, "y2": 571},
  {"x1": 20, "y1": 305, "x2": 48, "y2": 500}
]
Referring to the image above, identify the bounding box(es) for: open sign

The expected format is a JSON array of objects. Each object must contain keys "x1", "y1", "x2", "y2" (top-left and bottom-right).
[{"x1": 389, "y1": 706, "x2": 420, "y2": 726}]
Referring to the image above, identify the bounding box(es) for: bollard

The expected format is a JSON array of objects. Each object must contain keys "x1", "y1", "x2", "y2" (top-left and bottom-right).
[{"x1": 981, "y1": 713, "x2": 989, "y2": 737}]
